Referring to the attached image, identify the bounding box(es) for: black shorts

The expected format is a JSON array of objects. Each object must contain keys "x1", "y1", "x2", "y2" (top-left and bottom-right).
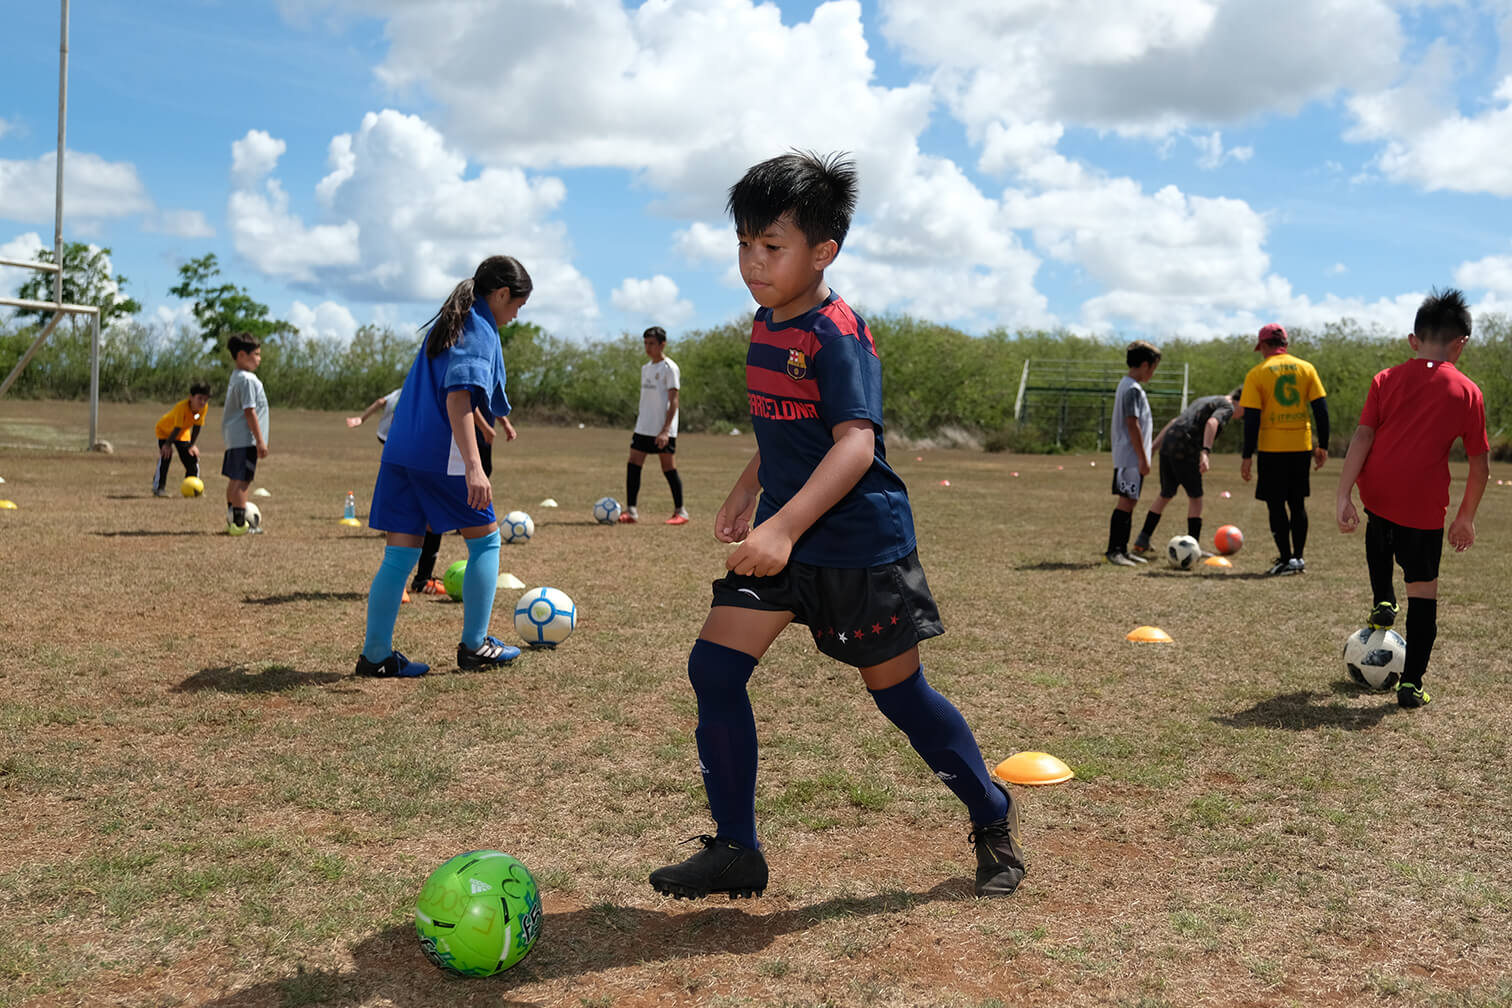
[
  {"x1": 221, "y1": 445, "x2": 259, "y2": 482},
  {"x1": 1365, "y1": 511, "x2": 1444, "y2": 584},
  {"x1": 710, "y1": 549, "x2": 944, "y2": 668},
  {"x1": 1158, "y1": 451, "x2": 1203, "y2": 500},
  {"x1": 1254, "y1": 450, "x2": 1311, "y2": 503},
  {"x1": 630, "y1": 432, "x2": 676, "y2": 455}
]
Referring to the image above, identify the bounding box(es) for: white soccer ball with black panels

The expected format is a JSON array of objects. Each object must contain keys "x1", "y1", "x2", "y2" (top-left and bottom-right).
[
  {"x1": 1166, "y1": 534, "x2": 1201, "y2": 570},
  {"x1": 513, "y1": 586, "x2": 576, "y2": 648},
  {"x1": 1342, "y1": 627, "x2": 1406, "y2": 690},
  {"x1": 226, "y1": 500, "x2": 262, "y2": 535},
  {"x1": 501, "y1": 510, "x2": 534, "y2": 544},
  {"x1": 592, "y1": 496, "x2": 621, "y2": 524}
]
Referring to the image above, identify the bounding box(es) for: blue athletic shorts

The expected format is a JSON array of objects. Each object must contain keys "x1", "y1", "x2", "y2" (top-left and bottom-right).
[
  {"x1": 710, "y1": 549, "x2": 944, "y2": 668},
  {"x1": 221, "y1": 446, "x2": 258, "y2": 482},
  {"x1": 369, "y1": 462, "x2": 495, "y2": 536}
]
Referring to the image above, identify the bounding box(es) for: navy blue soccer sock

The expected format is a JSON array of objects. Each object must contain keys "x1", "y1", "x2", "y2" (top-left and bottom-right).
[
  {"x1": 363, "y1": 545, "x2": 420, "y2": 662},
  {"x1": 1403, "y1": 597, "x2": 1438, "y2": 688},
  {"x1": 870, "y1": 668, "x2": 1008, "y2": 825},
  {"x1": 1107, "y1": 509, "x2": 1133, "y2": 554},
  {"x1": 688, "y1": 639, "x2": 760, "y2": 849},
  {"x1": 1187, "y1": 516, "x2": 1202, "y2": 541}
]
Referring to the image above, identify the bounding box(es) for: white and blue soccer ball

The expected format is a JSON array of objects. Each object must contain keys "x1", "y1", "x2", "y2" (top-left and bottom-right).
[
  {"x1": 1342, "y1": 627, "x2": 1406, "y2": 690},
  {"x1": 592, "y1": 496, "x2": 621, "y2": 525},
  {"x1": 501, "y1": 510, "x2": 534, "y2": 544},
  {"x1": 514, "y1": 586, "x2": 576, "y2": 648},
  {"x1": 1166, "y1": 534, "x2": 1201, "y2": 570}
]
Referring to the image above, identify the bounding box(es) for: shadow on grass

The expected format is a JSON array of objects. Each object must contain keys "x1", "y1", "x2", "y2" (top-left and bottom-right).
[
  {"x1": 1018, "y1": 561, "x2": 1093, "y2": 572},
  {"x1": 243, "y1": 591, "x2": 366, "y2": 606},
  {"x1": 95, "y1": 529, "x2": 214, "y2": 537},
  {"x1": 1213, "y1": 688, "x2": 1396, "y2": 731},
  {"x1": 194, "y1": 881, "x2": 970, "y2": 1006},
  {"x1": 173, "y1": 664, "x2": 349, "y2": 693}
]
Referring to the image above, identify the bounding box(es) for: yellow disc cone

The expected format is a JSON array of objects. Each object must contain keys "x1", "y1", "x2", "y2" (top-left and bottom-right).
[
  {"x1": 994, "y1": 751, "x2": 1075, "y2": 786},
  {"x1": 0, "y1": 500, "x2": 16, "y2": 510},
  {"x1": 1126, "y1": 625, "x2": 1173, "y2": 643}
]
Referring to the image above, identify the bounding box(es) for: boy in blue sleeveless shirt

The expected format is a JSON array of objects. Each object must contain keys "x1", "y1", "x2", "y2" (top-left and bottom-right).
[{"x1": 649, "y1": 151, "x2": 1026, "y2": 901}]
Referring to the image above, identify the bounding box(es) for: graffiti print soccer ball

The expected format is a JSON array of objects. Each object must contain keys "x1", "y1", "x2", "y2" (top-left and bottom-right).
[
  {"x1": 1342, "y1": 627, "x2": 1406, "y2": 690},
  {"x1": 592, "y1": 496, "x2": 621, "y2": 524},
  {"x1": 415, "y1": 850, "x2": 542, "y2": 977},
  {"x1": 501, "y1": 510, "x2": 534, "y2": 544},
  {"x1": 514, "y1": 586, "x2": 576, "y2": 647}
]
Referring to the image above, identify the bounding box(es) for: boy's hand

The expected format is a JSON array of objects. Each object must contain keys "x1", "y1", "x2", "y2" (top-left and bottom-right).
[
  {"x1": 1448, "y1": 516, "x2": 1476, "y2": 552},
  {"x1": 715, "y1": 485, "x2": 759, "y2": 544},
  {"x1": 188, "y1": 445, "x2": 199, "y2": 459},
  {"x1": 345, "y1": 416, "x2": 362, "y2": 428},
  {"x1": 1337, "y1": 496, "x2": 1359, "y2": 533},
  {"x1": 159, "y1": 443, "x2": 172, "y2": 460},
  {"x1": 501, "y1": 417, "x2": 517, "y2": 442},
  {"x1": 1313, "y1": 446, "x2": 1328, "y2": 470},
  {"x1": 1138, "y1": 458, "x2": 1149, "y2": 477},
  {"x1": 256, "y1": 441, "x2": 269, "y2": 459},
  {"x1": 1240, "y1": 457, "x2": 1253, "y2": 482},
  {"x1": 725, "y1": 521, "x2": 792, "y2": 578},
  {"x1": 1198, "y1": 454, "x2": 1210, "y2": 475}
]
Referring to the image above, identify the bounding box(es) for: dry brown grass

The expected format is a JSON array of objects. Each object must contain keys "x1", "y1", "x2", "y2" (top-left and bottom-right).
[{"x1": 2, "y1": 398, "x2": 1511, "y2": 1008}]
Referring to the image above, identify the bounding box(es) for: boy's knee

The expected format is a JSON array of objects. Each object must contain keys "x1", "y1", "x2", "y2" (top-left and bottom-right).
[{"x1": 688, "y1": 638, "x2": 757, "y2": 697}]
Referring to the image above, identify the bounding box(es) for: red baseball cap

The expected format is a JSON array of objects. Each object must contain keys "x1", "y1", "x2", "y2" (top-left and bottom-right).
[{"x1": 1254, "y1": 323, "x2": 1288, "y2": 351}]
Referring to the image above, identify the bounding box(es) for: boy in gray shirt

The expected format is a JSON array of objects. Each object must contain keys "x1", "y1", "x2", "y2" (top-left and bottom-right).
[
  {"x1": 1105, "y1": 340, "x2": 1160, "y2": 565},
  {"x1": 221, "y1": 332, "x2": 269, "y2": 534}
]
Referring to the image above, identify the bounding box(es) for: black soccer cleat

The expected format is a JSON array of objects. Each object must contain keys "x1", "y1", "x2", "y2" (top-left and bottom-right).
[
  {"x1": 1368, "y1": 601, "x2": 1399, "y2": 630},
  {"x1": 354, "y1": 650, "x2": 429, "y2": 679},
  {"x1": 456, "y1": 635, "x2": 521, "y2": 669},
  {"x1": 650, "y1": 835, "x2": 768, "y2": 900},
  {"x1": 1397, "y1": 683, "x2": 1432, "y2": 709},
  {"x1": 969, "y1": 781, "x2": 1028, "y2": 897}
]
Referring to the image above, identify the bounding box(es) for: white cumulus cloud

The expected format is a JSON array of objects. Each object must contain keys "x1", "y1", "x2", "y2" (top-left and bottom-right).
[{"x1": 611, "y1": 275, "x2": 693, "y2": 329}]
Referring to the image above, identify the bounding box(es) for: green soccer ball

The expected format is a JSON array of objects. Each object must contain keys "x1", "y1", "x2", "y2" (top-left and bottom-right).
[
  {"x1": 442, "y1": 560, "x2": 467, "y2": 601},
  {"x1": 415, "y1": 850, "x2": 543, "y2": 977}
]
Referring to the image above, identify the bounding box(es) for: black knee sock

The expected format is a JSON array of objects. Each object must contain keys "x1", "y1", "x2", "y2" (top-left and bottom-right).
[
  {"x1": 1137, "y1": 511, "x2": 1162, "y2": 544},
  {"x1": 625, "y1": 462, "x2": 643, "y2": 508},
  {"x1": 664, "y1": 468, "x2": 684, "y2": 510},
  {"x1": 1403, "y1": 598, "x2": 1438, "y2": 687},
  {"x1": 1187, "y1": 516, "x2": 1202, "y2": 541},
  {"x1": 1108, "y1": 509, "x2": 1132, "y2": 554},
  {"x1": 1266, "y1": 499, "x2": 1290, "y2": 560},
  {"x1": 412, "y1": 530, "x2": 444, "y2": 587},
  {"x1": 1289, "y1": 497, "x2": 1309, "y2": 558},
  {"x1": 1364, "y1": 515, "x2": 1397, "y2": 607}
]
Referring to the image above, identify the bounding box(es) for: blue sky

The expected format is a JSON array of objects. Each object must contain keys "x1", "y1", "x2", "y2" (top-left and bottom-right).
[{"x1": 5, "y1": 0, "x2": 1512, "y2": 347}]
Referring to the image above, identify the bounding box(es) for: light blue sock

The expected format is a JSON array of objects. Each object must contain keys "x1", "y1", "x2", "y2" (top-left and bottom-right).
[
  {"x1": 460, "y1": 530, "x2": 501, "y2": 650},
  {"x1": 363, "y1": 545, "x2": 420, "y2": 662}
]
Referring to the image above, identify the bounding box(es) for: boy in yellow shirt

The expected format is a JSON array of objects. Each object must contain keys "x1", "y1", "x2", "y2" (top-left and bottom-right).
[{"x1": 152, "y1": 381, "x2": 212, "y2": 496}]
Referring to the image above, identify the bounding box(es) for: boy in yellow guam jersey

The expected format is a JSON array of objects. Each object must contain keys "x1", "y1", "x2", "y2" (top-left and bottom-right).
[
  {"x1": 152, "y1": 381, "x2": 211, "y2": 496},
  {"x1": 1239, "y1": 324, "x2": 1329, "y2": 575}
]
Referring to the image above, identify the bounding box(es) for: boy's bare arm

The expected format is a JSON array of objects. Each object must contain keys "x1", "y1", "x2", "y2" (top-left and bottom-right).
[
  {"x1": 244, "y1": 407, "x2": 268, "y2": 457},
  {"x1": 1124, "y1": 415, "x2": 1148, "y2": 473},
  {"x1": 1334, "y1": 425, "x2": 1375, "y2": 532},
  {"x1": 1448, "y1": 453, "x2": 1490, "y2": 551}
]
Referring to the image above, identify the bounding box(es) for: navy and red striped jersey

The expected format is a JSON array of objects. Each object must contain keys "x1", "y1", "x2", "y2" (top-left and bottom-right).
[{"x1": 746, "y1": 291, "x2": 915, "y2": 567}]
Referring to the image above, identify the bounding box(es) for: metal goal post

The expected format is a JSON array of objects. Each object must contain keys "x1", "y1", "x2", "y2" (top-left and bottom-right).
[{"x1": 1012, "y1": 358, "x2": 1189, "y2": 451}]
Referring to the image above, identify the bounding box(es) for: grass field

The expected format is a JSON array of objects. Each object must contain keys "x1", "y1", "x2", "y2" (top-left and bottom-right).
[{"x1": 2, "y1": 398, "x2": 1511, "y2": 1008}]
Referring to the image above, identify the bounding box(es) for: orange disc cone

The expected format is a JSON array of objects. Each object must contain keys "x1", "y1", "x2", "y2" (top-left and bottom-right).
[
  {"x1": 1126, "y1": 625, "x2": 1173, "y2": 643},
  {"x1": 1203, "y1": 555, "x2": 1232, "y2": 568},
  {"x1": 994, "y1": 751, "x2": 1075, "y2": 786}
]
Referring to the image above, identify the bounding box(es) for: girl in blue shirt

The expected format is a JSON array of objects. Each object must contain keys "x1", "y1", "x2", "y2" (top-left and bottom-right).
[{"x1": 355, "y1": 255, "x2": 530, "y2": 678}]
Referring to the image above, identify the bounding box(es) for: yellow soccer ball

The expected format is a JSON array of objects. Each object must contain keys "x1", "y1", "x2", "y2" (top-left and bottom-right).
[{"x1": 181, "y1": 476, "x2": 205, "y2": 497}]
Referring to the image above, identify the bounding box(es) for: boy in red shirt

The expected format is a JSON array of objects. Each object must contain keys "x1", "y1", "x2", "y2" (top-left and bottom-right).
[{"x1": 1336, "y1": 288, "x2": 1490, "y2": 709}]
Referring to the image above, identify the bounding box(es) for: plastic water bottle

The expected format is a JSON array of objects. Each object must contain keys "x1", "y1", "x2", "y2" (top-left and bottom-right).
[{"x1": 343, "y1": 491, "x2": 356, "y2": 521}]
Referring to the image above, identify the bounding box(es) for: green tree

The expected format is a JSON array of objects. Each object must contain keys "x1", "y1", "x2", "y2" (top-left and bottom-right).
[
  {"x1": 168, "y1": 253, "x2": 293, "y2": 346},
  {"x1": 14, "y1": 242, "x2": 142, "y2": 332}
]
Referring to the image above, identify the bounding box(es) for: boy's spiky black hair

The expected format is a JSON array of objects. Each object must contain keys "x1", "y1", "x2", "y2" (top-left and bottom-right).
[
  {"x1": 727, "y1": 150, "x2": 858, "y2": 250},
  {"x1": 1413, "y1": 287, "x2": 1472, "y2": 343}
]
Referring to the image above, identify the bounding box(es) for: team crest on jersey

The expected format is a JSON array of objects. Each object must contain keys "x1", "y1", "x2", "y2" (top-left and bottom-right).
[{"x1": 786, "y1": 348, "x2": 808, "y2": 380}]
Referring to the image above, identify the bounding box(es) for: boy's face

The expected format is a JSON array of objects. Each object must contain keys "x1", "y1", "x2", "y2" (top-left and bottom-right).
[
  {"x1": 737, "y1": 213, "x2": 838, "y2": 322},
  {"x1": 235, "y1": 347, "x2": 262, "y2": 371},
  {"x1": 643, "y1": 336, "x2": 665, "y2": 361},
  {"x1": 1134, "y1": 360, "x2": 1158, "y2": 383},
  {"x1": 189, "y1": 393, "x2": 210, "y2": 410}
]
